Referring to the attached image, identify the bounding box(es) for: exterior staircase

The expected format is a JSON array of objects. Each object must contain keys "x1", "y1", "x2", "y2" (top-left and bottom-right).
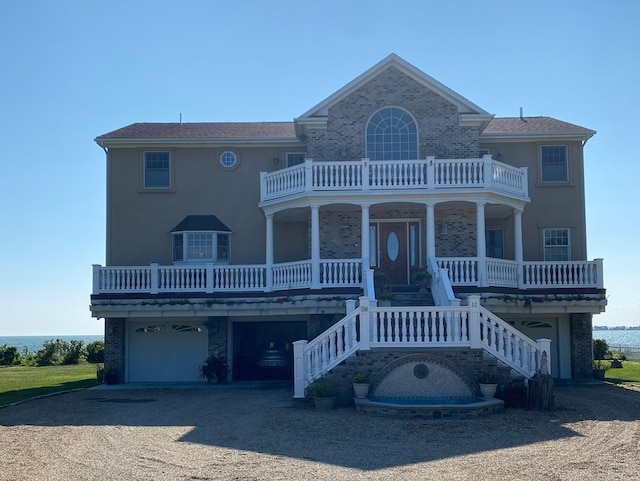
[{"x1": 292, "y1": 294, "x2": 551, "y2": 399}]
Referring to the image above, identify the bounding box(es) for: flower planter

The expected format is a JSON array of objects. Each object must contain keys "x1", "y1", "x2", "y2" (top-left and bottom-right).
[
  {"x1": 593, "y1": 369, "x2": 606, "y2": 380},
  {"x1": 479, "y1": 383, "x2": 497, "y2": 399},
  {"x1": 352, "y1": 383, "x2": 371, "y2": 399}
]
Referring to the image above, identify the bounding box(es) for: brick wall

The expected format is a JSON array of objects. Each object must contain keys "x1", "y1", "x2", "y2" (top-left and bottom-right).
[
  {"x1": 434, "y1": 206, "x2": 477, "y2": 257},
  {"x1": 570, "y1": 313, "x2": 594, "y2": 378},
  {"x1": 307, "y1": 66, "x2": 480, "y2": 162},
  {"x1": 104, "y1": 318, "x2": 125, "y2": 383}
]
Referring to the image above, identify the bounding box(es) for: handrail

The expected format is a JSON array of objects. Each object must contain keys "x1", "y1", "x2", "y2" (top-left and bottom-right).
[
  {"x1": 293, "y1": 295, "x2": 549, "y2": 397},
  {"x1": 260, "y1": 157, "x2": 529, "y2": 201}
]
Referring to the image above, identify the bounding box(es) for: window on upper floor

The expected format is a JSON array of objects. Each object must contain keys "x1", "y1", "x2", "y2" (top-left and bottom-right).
[
  {"x1": 486, "y1": 230, "x2": 504, "y2": 259},
  {"x1": 144, "y1": 151, "x2": 171, "y2": 188},
  {"x1": 541, "y1": 145, "x2": 568, "y2": 183},
  {"x1": 286, "y1": 152, "x2": 305, "y2": 167},
  {"x1": 220, "y1": 151, "x2": 237, "y2": 168},
  {"x1": 173, "y1": 232, "x2": 230, "y2": 263},
  {"x1": 366, "y1": 107, "x2": 418, "y2": 161},
  {"x1": 171, "y1": 215, "x2": 232, "y2": 263},
  {"x1": 479, "y1": 149, "x2": 491, "y2": 158},
  {"x1": 543, "y1": 228, "x2": 570, "y2": 261}
]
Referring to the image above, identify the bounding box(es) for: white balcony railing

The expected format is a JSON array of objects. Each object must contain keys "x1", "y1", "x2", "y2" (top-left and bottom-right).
[
  {"x1": 260, "y1": 156, "x2": 528, "y2": 202},
  {"x1": 93, "y1": 257, "x2": 603, "y2": 295}
]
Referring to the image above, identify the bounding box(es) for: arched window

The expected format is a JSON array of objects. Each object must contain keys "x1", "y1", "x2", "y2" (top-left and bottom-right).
[{"x1": 366, "y1": 107, "x2": 418, "y2": 160}]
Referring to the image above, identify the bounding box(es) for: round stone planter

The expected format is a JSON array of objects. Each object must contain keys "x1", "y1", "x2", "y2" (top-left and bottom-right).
[{"x1": 352, "y1": 383, "x2": 371, "y2": 399}]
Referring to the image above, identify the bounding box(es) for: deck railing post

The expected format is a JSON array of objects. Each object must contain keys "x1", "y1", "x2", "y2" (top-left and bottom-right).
[
  {"x1": 595, "y1": 258, "x2": 604, "y2": 289},
  {"x1": 206, "y1": 264, "x2": 214, "y2": 293},
  {"x1": 361, "y1": 158, "x2": 370, "y2": 191},
  {"x1": 358, "y1": 296, "x2": 371, "y2": 350},
  {"x1": 150, "y1": 263, "x2": 159, "y2": 294},
  {"x1": 468, "y1": 295, "x2": 482, "y2": 348},
  {"x1": 259, "y1": 171, "x2": 267, "y2": 201},
  {"x1": 426, "y1": 156, "x2": 435, "y2": 189},
  {"x1": 304, "y1": 159, "x2": 313, "y2": 192},
  {"x1": 536, "y1": 338, "x2": 552, "y2": 376},
  {"x1": 293, "y1": 340, "x2": 308, "y2": 399},
  {"x1": 92, "y1": 264, "x2": 101, "y2": 294}
]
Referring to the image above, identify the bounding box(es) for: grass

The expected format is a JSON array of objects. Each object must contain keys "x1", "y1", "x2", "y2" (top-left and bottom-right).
[
  {"x1": 604, "y1": 360, "x2": 640, "y2": 386},
  {"x1": 0, "y1": 364, "x2": 99, "y2": 406}
]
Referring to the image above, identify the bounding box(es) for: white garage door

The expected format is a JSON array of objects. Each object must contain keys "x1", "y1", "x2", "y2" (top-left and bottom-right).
[{"x1": 128, "y1": 322, "x2": 208, "y2": 382}]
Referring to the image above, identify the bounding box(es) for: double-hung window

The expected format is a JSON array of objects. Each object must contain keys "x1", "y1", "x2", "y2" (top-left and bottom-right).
[
  {"x1": 144, "y1": 151, "x2": 171, "y2": 189},
  {"x1": 541, "y1": 146, "x2": 568, "y2": 183},
  {"x1": 543, "y1": 228, "x2": 570, "y2": 261}
]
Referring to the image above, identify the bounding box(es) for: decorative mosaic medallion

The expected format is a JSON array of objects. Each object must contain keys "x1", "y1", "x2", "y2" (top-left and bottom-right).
[{"x1": 413, "y1": 363, "x2": 429, "y2": 379}]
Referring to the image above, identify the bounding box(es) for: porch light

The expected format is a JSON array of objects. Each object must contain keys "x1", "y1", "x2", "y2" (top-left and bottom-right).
[{"x1": 341, "y1": 225, "x2": 351, "y2": 237}]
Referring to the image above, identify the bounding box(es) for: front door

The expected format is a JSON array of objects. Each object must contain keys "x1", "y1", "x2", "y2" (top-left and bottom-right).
[{"x1": 379, "y1": 223, "x2": 408, "y2": 284}]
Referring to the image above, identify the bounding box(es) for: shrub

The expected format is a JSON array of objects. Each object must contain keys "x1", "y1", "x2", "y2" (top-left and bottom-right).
[
  {"x1": 62, "y1": 340, "x2": 86, "y2": 365},
  {"x1": 593, "y1": 339, "x2": 610, "y2": 360},
  {"x1": 306, "y1": 377, "x2": 335, "y2": 397},
  {"x1": 86, "y1": 341, "x2": 105, "y2": 364},
  {"x1": 0, "y1": 345, "x2": 21, "y2": 366}
]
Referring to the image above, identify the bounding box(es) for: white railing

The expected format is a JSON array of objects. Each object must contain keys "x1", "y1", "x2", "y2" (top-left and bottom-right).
[
  {"x1": 437, "y1": 257, "x2": 604, "y2": 289},
  {"x1": 320, "y1": 259, "x2": 362, "y2": 286},
  {"x1": 93, "y1": 257, "x2": 603, "y2": 294},
  {"x1": 437, "y1": 258, "x2": 479, "y2": 285},
  {"x1": 292, "y1": 295, "x2": 550, "y2": 398},
  {"x1": 486, "y1": 259, "x2": 520, "y2": 288},
  {"x1": 523, "y1": 260, "x2": 602, "y2": 288},
  {"x1": 428, "y1": 256, "x2": 459, "y2": 307},
  {"x1": 260, "y1": 156, "x2": 528, "y2": 201}
]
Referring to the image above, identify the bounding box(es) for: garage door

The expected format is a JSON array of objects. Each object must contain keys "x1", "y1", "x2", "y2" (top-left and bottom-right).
[{"x1": 128, "y1": 322, "x2": 208, "y2": 382}]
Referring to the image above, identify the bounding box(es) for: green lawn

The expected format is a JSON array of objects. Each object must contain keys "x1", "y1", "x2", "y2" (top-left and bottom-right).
[
  {"x1": 604, "y1": 360, "x2": 640, "y2": 385},
  {"x1": 0, "y1": 364, "x2": 99, "y2": 406}
]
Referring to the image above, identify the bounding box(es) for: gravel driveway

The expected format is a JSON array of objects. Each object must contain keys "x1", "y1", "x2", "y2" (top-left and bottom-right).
[{"x1": 1, "y1": 382, "x2": 638, "y2": 481}]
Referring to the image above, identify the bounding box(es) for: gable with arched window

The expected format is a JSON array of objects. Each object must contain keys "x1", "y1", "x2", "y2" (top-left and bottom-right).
[{"x1": 366, "y1": 107, "x2": 418, "y2": 161}]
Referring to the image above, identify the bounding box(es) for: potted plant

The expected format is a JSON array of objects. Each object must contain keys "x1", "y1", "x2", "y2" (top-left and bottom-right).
[
  {"x1": 377, "y1": 287, "x2": 394, "y2": 306},
  {"x1": 592, "y1": 359, "x2": 610, "y2": 380},
  {"x1": 351, "y1": 372, "x2": 374, "y2": 399},
  {"x1": 479, "y1": 372, "x2": 497, "y2": 398},
  {"x1": 411, "y1": 269, "x2": 431, "y2": 288},
  {"x1": 306, "y1": 376, "x2": 335, "y2": 409},
  {"x1": 104, "y1": 367, "x2": 119, "y2": 385},
  {"x1": 200, "y1": 354, "x2": 229, "y2": 383}
]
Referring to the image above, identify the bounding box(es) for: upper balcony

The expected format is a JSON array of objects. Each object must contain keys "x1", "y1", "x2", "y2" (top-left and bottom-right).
[{"x1": 260, "y1": 156, "x2": 528, "y2": 206}]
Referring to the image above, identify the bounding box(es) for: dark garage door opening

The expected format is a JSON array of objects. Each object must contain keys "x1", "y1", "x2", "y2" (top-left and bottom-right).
[{"x1": 233, "y1": 321, "x2": 307, "y2": 381}]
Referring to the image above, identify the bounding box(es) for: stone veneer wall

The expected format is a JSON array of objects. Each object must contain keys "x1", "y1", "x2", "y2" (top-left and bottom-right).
[
  {"x1": 324, "y1": 349, "x2": 496, "y2": 406},
  {"x1": 306, "y1": 66, "x2": 480, "y2": 161},
  {"x1": 570, "y1": 313, "x2": 594, "y2": 378},
  {"x1": 207, "y1": 316, "x2": 228, "y2": 358},
  {"x1": 104, "y1": 318, "x2": 125, "y2": 383}
]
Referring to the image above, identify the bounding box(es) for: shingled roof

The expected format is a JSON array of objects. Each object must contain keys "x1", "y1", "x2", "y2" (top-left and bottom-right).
[
  {"x1": 96, "y1": 122, "x2": 296, "y2": 141},
  {"x1": 484, "y1": 117, "x2": 595, "y2": 138},
  {"x1": 96, "y1": 116, "x2": 594, "y2": 143}
]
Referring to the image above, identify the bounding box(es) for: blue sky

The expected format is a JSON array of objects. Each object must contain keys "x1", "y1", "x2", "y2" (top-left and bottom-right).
[{"x1": 0, "y1": 0, "x2": 638, "y2": 335}]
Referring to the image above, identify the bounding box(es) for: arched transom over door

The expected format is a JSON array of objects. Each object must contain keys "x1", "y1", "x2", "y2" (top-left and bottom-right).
[{"x1": 366, "y1": 107, "x2": 418, "y2": 161}]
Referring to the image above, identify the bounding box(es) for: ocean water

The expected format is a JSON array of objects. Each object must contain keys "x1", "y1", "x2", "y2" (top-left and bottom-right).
[
  {"x1": 0, "y1": 335, "x2": 104, "y2": 353},
  {"x1": 592, "y1": 329, "x2": 640, "y2": 347}
]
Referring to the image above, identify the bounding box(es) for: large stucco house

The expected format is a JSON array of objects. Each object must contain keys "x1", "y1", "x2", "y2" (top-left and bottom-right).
[{"x1": 91, "y1": 54, "x2": 605, "y2": 399}]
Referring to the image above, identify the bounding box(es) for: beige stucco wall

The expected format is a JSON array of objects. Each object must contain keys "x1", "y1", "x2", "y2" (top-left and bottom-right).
[
  {"x1": 479, "y1": 140, "x2": 588, "y2": 260},
  {"x1": 106, "y1": 145, "x2": 306, "y2": 266}
]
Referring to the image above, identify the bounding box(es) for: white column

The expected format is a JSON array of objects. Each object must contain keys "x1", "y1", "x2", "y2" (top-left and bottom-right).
[
  {"x1": 476, "y1": 202, "x2": 486, "y2": 287},
  {"x1": 360, "y1": 204, "x2": 370, "y2": 269},
  {"x1": 311, "y1": 205, "x2": 320, "y2": 288},
  {"x1": 265, "y1": 214, "x2": 274, "y2": 291},
  {"x1": 426, "y1": 202, "x2": 436, "y2": 260},
  {"x1": 514, "y1": 208, "x2": 524, "y2": 288},
  {"x1": 293, "y1": 340, "x2": 308, "y2": 398}
]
